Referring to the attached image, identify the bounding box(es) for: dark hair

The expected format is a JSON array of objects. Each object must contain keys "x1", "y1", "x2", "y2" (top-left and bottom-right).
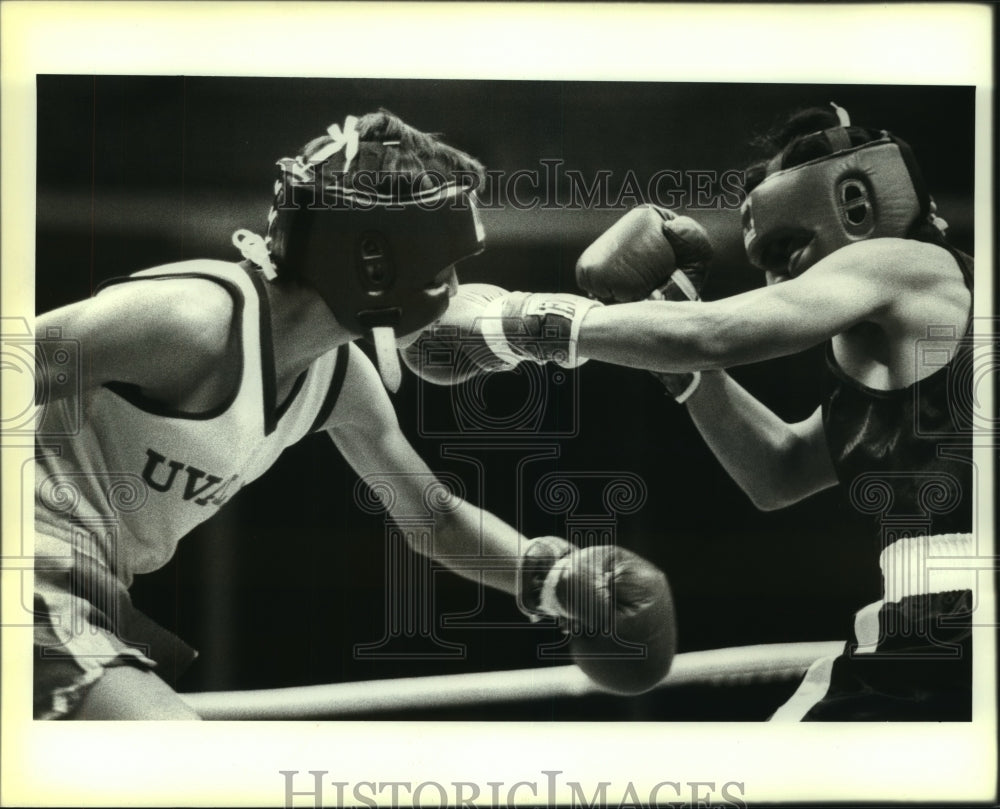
[
  {"x1": 743, "y1": 106, "x2": 880, "y2": 193},
  {"x1": 750, "y1": 106, "x2": 842, "y2": 157},
  {"x1": 743, "y1": 106, "x2": 944, "y2": 245},
  {"x1": 257, "y1": 111, "x2": 487, "y2": 286},
  {"x1": 300, "y1": 109, "x2": 487, "y2": 194}
]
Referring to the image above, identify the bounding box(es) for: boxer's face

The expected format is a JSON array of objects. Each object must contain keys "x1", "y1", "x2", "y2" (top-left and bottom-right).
[
  {"x1": 439, "y1": 266, "x2": 460, "y2": 299},
  {"x1": 755, "y1": 229, "x2": 816, "y2": 284},
  {"x1": 396, "y1": 265, "x2": 459, "y2": 347},
  {"x1": 783, "y1": 237, "x2": 825, "y2": 278},
  {"x1": 426, "y1": 265, "x2": 460, "y2": 308}
]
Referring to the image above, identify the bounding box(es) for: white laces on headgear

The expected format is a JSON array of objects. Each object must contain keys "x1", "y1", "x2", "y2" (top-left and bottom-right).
[
  {"x1": 928, "y1": 199, "x2": 949, "y2": 234},
  {"x1": 306, "y1": 115, "x2": 360, "y2": 173},
  {"x1": 231, "y1": 229, "x2": 277, "y2": 280},
  {"x1": 229, "y1": 117, "x2": 363, "y2": 282},
  {"x1": 829, "y1": 102, "x2": 851, "y2": 127}
]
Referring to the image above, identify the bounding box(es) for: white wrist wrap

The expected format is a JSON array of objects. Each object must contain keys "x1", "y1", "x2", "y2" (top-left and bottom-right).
[
  {"x1": 562, "y1": 297, "x2": 597, "y2": 369},
  {"x1": 480, "y1": 293, "x2": 601, "y2": 369},
  {"x1": 668, "y1": 268, "x2": 700, "y2": 302},
  {"x1": 480, "y1": 295, "x2": 527, "y2": 365},
  {"x1": 537, "y1": 555, "x2": 572, "y2": 619},
  {"x1": 672, "y1": 371, "x2": 702, "y2": 403}
]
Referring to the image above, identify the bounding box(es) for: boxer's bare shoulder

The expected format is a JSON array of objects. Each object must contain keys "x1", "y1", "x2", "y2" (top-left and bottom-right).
[{"x1": 37, "y1": 268, "x2": 236, "y2": 406}]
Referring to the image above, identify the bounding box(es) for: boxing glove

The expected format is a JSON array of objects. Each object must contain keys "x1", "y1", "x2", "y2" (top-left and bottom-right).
[
  {"x1": 400, "y1": 283, "x2": 516, "y2": 385},
  {"x1": 479, "y1": 291, "x2": 603, "y2": 369},
  {"x1": 575, "y1": 204, "x2": 713, "y2": 303},
  {"x1": 519, "y1": 536, "x2": 677, "y2": 695}
]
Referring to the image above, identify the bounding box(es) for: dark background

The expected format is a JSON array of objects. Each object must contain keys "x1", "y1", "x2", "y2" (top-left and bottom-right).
[{"x1": 34, "y1": 76, "x2": 975, "y2": 719}]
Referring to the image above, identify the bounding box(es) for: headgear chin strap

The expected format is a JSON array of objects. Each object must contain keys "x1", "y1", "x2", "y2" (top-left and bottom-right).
[
  {"x1": 742, "y1": 120, "x2": 927, "y2": 275},
  {"x1": 255, "y1": 117, "x2": 486, "y2": 391}
]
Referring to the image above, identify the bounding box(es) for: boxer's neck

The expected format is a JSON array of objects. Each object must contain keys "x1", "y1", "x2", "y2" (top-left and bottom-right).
[{"x1": 264, "y1": 281, "x2": 353, "y2": 402}]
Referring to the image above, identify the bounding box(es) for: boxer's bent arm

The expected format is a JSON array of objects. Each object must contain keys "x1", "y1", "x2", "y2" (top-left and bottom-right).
[
  {"x1": 686, "y1": 372, "x2": 837, "y2": 510},
  {"x1": 325, "y1": 347, "x2": 523, "y2": 595}
]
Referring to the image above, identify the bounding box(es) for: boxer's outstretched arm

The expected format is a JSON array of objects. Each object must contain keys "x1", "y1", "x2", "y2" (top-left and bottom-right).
[
  {"x1": 325, "y1": 344, "x2": 524, "y2": 595},
  {"x1": 575, "y1": 237, "x2": 960, "y2": 375},
  {"x1": 327, "y1": 344, "x2": 677, "y2": 694},
  {"x1": 576, "y1": 260, "x2": 881, "y2": 373},
  {"x1": 478, "y1": 242, "x2": 905, "y2": 379}
]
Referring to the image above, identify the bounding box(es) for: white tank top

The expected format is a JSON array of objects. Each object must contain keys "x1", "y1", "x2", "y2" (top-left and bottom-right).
[{"x1": 35, "y1": 260, "x2": 349, "y2": 584}]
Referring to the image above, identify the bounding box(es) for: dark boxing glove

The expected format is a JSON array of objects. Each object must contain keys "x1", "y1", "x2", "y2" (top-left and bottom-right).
[
  {"x1": 576, "y1": 204, "x2": 713, "y2": 403},
  {"x1": 401, "y1": 283, "x2": 516, "y2": 385},
  {"x1": 519, "y1": 536, "x2": 677, "y2": 695},
  {"x1": 575, "y1": 204, "x2": 712, "y2": 303}
]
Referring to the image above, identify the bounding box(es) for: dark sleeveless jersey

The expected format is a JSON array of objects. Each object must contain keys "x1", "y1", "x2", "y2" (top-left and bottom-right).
[{"x1": 821, "y1": 244, "x2": 974, "y2": 539}]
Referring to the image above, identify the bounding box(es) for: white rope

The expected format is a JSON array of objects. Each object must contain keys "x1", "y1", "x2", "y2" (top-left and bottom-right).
[{"x1": 180, "y1": 640, "x2": 845, "y2": 720}]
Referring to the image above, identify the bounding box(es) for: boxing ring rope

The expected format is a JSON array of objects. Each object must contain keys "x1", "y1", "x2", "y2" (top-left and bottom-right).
[{"x1": 181, "y1": 640, "x2": 845, "y2": 720}]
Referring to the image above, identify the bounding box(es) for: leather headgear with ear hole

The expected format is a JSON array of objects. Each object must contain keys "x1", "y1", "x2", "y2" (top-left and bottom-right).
[
  {"x1": 741, "y1": 125, "x2": 928, "y2": 274},
  {"x1": 266, "y1": 123, "x2": 485, "y2": 339}
]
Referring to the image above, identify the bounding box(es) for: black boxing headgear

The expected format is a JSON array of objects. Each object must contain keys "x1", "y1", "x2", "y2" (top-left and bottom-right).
[
  {"x1": 265, "y1": 117, "x2": 485, "y2": 338},
  {"x1": 741, "y1": 107, "x2": 932, "y2": 275}
]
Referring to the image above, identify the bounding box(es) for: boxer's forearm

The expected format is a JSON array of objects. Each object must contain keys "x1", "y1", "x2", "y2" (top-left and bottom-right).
[
  {"x1": 576, "y1": 272, "x2": 865, "y2": 374},
  {"x1": 684, "y1": 371, "x2": 837, "y2": 510},
  {"x1": 418, "y1": 503, "x2": 523, "y2": 595},
  {"x1": 576, "y1": 300, "x2": 730, "y2": 373}
]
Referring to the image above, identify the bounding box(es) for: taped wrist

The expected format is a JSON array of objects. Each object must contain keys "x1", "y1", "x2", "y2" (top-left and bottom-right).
[
  {"x1": 480, "y1": 293, "x2": 526, "y2": 367},
  {"x1": 480, "y1": 293, "x2": 601, "y2": 368},
  {"x1": 518, "y1": 536, "x2": 574, "y2": 620},
  {"x1": 652, "y1": 370, "x2": 702, "y2": 403},
  {"x1": 649, "y1": 268, "x2": 702, "y2": 402},
  {"x1": 656, "y1": 268, "x2": 701, "y2": 303}
]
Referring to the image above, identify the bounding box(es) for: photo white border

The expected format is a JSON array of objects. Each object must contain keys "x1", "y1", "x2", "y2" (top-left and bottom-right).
[{"x1": 2, "y1": 2, "x2": 995, "y2": 806}]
